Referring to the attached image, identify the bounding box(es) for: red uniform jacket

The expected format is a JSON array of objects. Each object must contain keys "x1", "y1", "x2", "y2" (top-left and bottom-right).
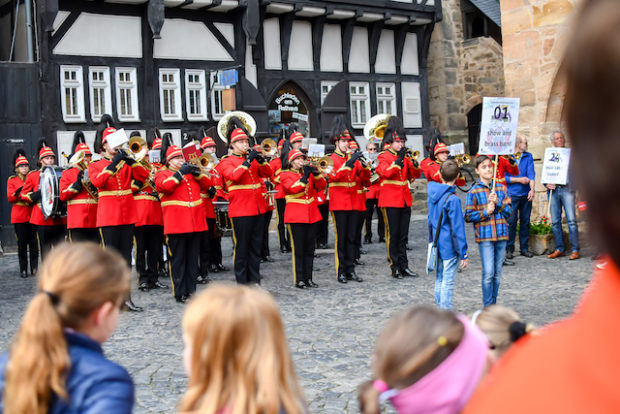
[
  {"x1": 200, "y1": 170, "x2": 218, "y2": 220},
  {"x1": 89, "y1": 157, "x2": 149, "y2": 227},
  {"x1": 354, "y1": 170, "x2": 371, "y2": 211},
  {"x1": 366, "y1": 182, "x2": 381, "y2": 200},
  {"x1": 328, "y1": 151, "x2": 370, "y2": 211},
  {"x1": 376, "y1": 149, "x2": 421, "y2": 208},
  {"x1": 280, "y1": 169, "x2": 325, "y2": 224},
  {"x1": 270, "y1": 157, "x2": 286, "y2": 200},
  {"x1": 59, "y1": 167, "x2": 98, "y2": 229},
  {"x1": 7, "y1": 174, "x2": 32, "y2": 224},
  {"x1": 155, "y1": 168, "x2": 211, "y2": 235},
  {"x1": 21, "y1": 169, "x2": 66, "y2": 226},
  {"x1": 492, "y1": 155, "x2": 519, "y2": 184},
  {"x1": 213, "y1": 160, "x2": 228, "y2": 201},
  {"x1": 132, "y1": 179, "x2": 163, "y2": 227},
  {"x1": 420, "y1": 157, "x2": 466, "y2": 186},
  {"x1": 218, "y1": 153, "x2": 273, "y2": 218}
]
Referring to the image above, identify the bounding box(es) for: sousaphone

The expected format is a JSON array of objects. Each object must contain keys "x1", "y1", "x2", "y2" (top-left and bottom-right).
[
  {"x1": 217, "y1": 111, "x2": 257, "y2": 143},
  {"x1": 364, "y1": 113, "x2": 392, "y2": 142}
]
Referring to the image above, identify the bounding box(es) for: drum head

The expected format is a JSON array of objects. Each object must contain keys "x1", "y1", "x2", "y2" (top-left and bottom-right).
[{"x1": 39, "y1": 166, "x2": 62, "y2": 219}]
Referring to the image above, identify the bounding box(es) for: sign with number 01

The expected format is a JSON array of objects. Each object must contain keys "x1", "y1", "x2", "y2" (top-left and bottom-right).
[{"x1": 478, "y1": 97, "x2": 520, "y2": 155}]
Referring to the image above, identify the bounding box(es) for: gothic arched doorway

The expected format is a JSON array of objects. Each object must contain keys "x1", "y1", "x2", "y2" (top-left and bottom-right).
[{"x1": 267, "y1": 82, "x2": 314, "y2": 139}]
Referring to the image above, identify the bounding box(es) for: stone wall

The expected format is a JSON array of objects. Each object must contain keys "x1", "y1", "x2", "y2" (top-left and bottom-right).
[{"x1": 462, "y1": 37, "x2": 505, "y2": 111}]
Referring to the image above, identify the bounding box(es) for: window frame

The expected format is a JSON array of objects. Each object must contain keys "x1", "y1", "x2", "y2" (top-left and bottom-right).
[
  {"x1": 159, "y1": 68, "x2": 183, "y2": 122},
  {"x1": 349, "y1": 82, "x2": 371, "y2": 128},
  {"x1": 376, "y1": 82, "x2": 397, "y2": 116},
  {"x1": 320, "y1": 81, "x2": 338, "y2": 104},
  {"x1": 88, "y1": 66, "x2": 112, "y2": 123},
  {"x1": 210, "y1": 72, "x2": 225, "y2": 121},
  {"x1": 185, "y1": 69, "x2": 208, "y2": 122},
  {"x1": 115, "y1": 67, "x2": 140, "y2": 122},
  {"x1": 60, "y1": 65, "x2": 86, "y2": 123}
]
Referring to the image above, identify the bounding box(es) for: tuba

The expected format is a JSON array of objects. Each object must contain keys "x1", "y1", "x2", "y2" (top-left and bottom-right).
[
  {"x1": 68, "y1": 150, "x2": 98, "y2": 200},
  {"x1": 217, "y1": 111, "x2": 257, "y2": 143},
  {"x1": 364, "y1": 113, "x2": 392, "y2": 142}
]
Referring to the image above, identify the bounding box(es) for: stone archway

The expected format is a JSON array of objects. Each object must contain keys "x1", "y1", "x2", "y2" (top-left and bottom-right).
[{"x1": 267, "y1": 81, "x2": 316, "y2": 139}]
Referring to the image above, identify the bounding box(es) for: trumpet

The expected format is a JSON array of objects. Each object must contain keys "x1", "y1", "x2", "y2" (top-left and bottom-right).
[
  {"x1": 308, "y1": 155, "x2": 334, "y2": 175},
  {"x1": 454, "y1": 154, "x2": 471, "y2": 167},
  {"x1": 406, "y1": 149, "x2": 420, "y2": 160},
  {"x1": 125, "y1": 136, "x2": 148, "y2": 162},
  {"x1": 68, "y1": 150, "x2": 98, "y2": 200},
  {"x1": 261, "y1": 138, "x2": 277, "y2": 158},
  {"x1": 197, "y1": 153, "x2": 216, "y2": 172}
]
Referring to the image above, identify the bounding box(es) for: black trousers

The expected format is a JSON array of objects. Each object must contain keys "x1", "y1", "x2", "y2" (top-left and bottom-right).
[
  {"x1": 383, "y1": 207, "x2": 411, "y2": 271},
  {"x1": 262, "y1": 209, "x2": 273, "y2": 258},
  {"x1": 275, "y1": 198, "x2": 290, "y2": 250},
  {"x1": 207, "y1": 217, "x2": 223, "y2": 266},
  {"x1": 69, "y1": 228, "x2": 101, "y2": 244},
  {"x1": 316, "y1": 202, "x2": 329, "y2": 247},
  {"x1": 331, "y1": 210, "x2": 357, "y2": 276},
  {"x1": 288, "y1": 222, "x2": 317, "y2": 284},
  {"x1": 354, "y1": 210, "x2": 365, "y2": 259},
  {"x1": 37, "y1": 224, "x2": 66, "y2": 260},
  {"x1": 364, "y1": 199, "x2": 384, "y2": 241},
  {"x1": 167, "y1": 232, "x2": 199, "y2": 299},
  {"x1": 231, "y1": 214, "x2": 265, "y2": 284},
  {"x1": 15, "y1": 222, "x2": 38, "y2": 273},
  {"x1": 135, "y1": 225, "x2": 163, "y2": 285},
  {"x1": 100, "y1": 224, "x2": 134, "y2": 266}
]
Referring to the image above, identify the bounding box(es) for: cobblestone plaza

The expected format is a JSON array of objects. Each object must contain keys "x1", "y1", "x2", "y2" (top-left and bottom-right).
[{"x1": 0, "y1": 214, "x2": 593, "y2": 413}]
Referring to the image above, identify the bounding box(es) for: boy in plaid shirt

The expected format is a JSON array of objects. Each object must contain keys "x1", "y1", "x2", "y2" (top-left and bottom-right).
[{"x1": 465, "y1": 155, "x2": 512, "y2": 306}]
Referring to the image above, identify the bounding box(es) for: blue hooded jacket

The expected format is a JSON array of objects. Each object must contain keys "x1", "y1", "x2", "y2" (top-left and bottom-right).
[{"x1": 427, "y1": 182, "x2": 468, "y2": 261}]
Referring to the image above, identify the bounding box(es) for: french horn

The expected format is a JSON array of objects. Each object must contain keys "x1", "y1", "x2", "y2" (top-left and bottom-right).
[
  {"x1": 363, "y1": 113, "x2": 392, "y2": 142},
  {"x1": 217, "y1": 111, "x2": 257, "y2": 143}
]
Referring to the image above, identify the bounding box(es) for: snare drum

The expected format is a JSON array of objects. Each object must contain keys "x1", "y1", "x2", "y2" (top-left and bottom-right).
[{"x1": 39, "y1": 165, "x2": 67, "y2": 219}]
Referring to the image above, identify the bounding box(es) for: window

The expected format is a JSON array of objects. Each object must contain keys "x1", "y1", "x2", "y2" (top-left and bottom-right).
[
  {"x1": 210, "y1": 72, "x2": 225, "y2": 120},
  {"x1": 185, "y1": 70, "x2": 207, "y2": 121},
  {"x1": 60, "y1": 66, "x2": 85, "y2": 123},
  {"x1": 349, "y1": 82, "x2": 370, "y2": 127},
  {"x1": 159, "y1": 69, "x2": 182, "y2": 121},
  {"x1": 88, "y1": 67, "x2": 112, "y2": 122},
  {"x1": 321, "y1": 81, "x2": 338, "y2": 104},
  {"x1": 115, "y1": 67, "x2": 139, "y2": 122},
  {"x1": 376, "y1": 83, "x2": 397, "y2": 115}
]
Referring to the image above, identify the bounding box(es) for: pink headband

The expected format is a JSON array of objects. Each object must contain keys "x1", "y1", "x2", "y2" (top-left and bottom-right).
[{"x1": 373, "y1": 315, "x2": 488, "y2": 414}]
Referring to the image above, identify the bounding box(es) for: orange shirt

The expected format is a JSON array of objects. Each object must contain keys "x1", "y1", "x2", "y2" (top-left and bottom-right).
[{"x1": 464, "y1": 260, "x2": 620, "y2": 413}]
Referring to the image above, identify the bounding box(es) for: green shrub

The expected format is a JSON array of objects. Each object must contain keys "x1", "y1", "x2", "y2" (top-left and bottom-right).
[{"x1": 530, "y1": 216, "x2": 552, "y2": 235}]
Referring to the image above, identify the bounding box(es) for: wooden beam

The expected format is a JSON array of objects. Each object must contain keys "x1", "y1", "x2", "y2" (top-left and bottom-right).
[
  {"x1": 340, "y1": 17, "x2": 355, "y2": 73},
  {"x1": 50, "y1": 10, "x2": 81, "y2": 50},
  {"x1": 204, "y1": 19, "x2": 237, "y2": 60},
  {"x1": 311, "y1": 15, "x2": 325, "y2": 71},
  {"x1": 393, "y1": 23, "x2": 407, "y2": 72},
  {"x1": 279, "y1": 11, "x2": 294, "y2": 71},
  {"x1": 368, "y1": 19, "x2": 383, "y2": 73}
]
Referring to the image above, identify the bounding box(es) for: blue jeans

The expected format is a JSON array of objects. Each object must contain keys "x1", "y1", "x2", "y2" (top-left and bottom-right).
[
  {"x1": 479, "y1": 241, "x2": 507, "y2": 307},
  {"x1": 549, "y1": 187, "x2": 579, "y2": 253},
  {"x1": 507, "y1": 194, "x2": 532, "y2": 253},
  {"x1": 434, "y1": 256, "x2": 459, "y2": 310}
]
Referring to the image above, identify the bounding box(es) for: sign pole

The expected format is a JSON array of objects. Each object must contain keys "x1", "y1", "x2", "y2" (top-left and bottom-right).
[
  {"x1": 491, "y1": 154, "x2": 498, "y2": 192},
  {"x1": 546, "y1": 189, "x2": 553, "y2": 218}
]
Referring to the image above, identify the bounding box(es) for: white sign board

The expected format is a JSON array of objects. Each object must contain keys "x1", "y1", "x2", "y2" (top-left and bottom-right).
[
  {"x1": 541, "y1": 147, "x2": 571, "y2": 185},
  {"x1": 478, "y1": 97, "x2": 520, "y2": 155},
  {"x1": 448, "y1": 143, "x2": 465, "y2": 156},
  {"x1": 307, "y1": 144, "x2": 325, "y2": 158}
]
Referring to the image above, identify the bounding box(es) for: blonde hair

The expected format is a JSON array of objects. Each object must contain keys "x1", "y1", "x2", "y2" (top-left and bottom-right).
[
  {"x1": 179, "y1": 284, "x2": 305, "y2": 414},
  {"x1": 473, "y1": 305, "x2": 534, "y2": 360},
  {"x1": 359, "y1": 306, "x2": 464, "y2": 414},
  {"x1": 3, "y1": 242, "x2": 131, "y2": 414}
]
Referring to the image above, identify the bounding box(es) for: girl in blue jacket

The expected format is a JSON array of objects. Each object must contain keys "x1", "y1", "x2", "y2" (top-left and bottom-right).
[
  {"x1": 427, "y1": 160, "x2": 469, "y2": 309},
  {"x1": 0, "y1": 242, "x2": 134, "y2": 414}
]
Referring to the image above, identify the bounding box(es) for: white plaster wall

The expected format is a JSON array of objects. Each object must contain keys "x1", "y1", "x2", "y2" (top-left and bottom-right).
[
  {"x1": 349, "y1": 26, "x2": 370, "y2": 73},
  {"x1": 154, "y1": 19, "x2": 233, "y2": 61},
  {"x1": 213, "y1": 22, "x2": 235, "y2": 47},
  {"x1": 402, "y1": 82, "x2": 422, "y2": 128},
  {"x1": 245, "y1": 39, "x2": 258, "y2": 88},
  {"x1": 288, "y1": 21, "x2": 313, "y2": 71},
  {"x1": 320, "y1": 24, "x2": 343, "y2": 72},
  {"x1": 263, "y1": 18, "x2": 282, "y2": 70},
  {"x1": 401, "y1": 32, "x2": 419, "y2": 75},
  {"x1": 52, "y1": 11, "x2": 71, "y2": 35},
  {"x1": 406, "y1": 134, "x2": 424, "y2": 157},
  {"x1": 54, "y1": 13, "x2": 142, "y2": 58},
  {"x1": 56, "y1": 131, "x2": 97, "y2": 167},
  {"x1": 375, "y1": 29, "x2": 396, "y2": 74}
]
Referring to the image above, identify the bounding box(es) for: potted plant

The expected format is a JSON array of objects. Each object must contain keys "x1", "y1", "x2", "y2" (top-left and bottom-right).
[{"x1": 528, "y1": 216, "x2": 555, "y2": 255}]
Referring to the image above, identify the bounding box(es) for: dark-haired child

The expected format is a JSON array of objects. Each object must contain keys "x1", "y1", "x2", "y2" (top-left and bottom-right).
[
  {"x1": 465, "y1": 156, "x2": 512, "y2": 307},
  {"x1": 427, "y1": 160, "x2": 468, "y2": 310}
]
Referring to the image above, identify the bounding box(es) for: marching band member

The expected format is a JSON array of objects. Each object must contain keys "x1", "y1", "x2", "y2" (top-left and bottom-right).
[
  {"x1": 328, "y1": 116, "x2": 365, "y2": 284},
  {"x1": 315, "y1": 172, "x2": 330, "y2": 250},
  {"x1": 21, "y1": 140, "x2": 67, "y2": 259},
  {"x1": 364, "y1": 142, "x2": 385, "y2": 244},
  {"x1": 211, "y1": 149, "x2": 229, "y2": 273},
  {"x1": 218, "y1": 123, "x2": 273, "y2": 285},
  {"x1": 198, "y1": 135, "x2": 220, "y2": 281},
  {"x1": 376, "y1": 117, "x2": 421, "y2": 279},
  {"x1": 155, "y1": 142, "x2": 211, "y2": 304},
  {"x1": 7, "y1": 149, "x2": 38, "y2": 277},
  {"x1": 256, "y1": 142, "x2": 275, "y2": 263},
  {"x1": 348, "y1": 139, "x2": 372, "y2": 265},
  {"x1": 421, "y1": 143, "x2": 466, "y2": 187},
  {"x1": 281, "y1": 149, "x2": 325, "y2": 289},
  {"x1": 131, "y1": 131, "x2": 167, "y2": 292},
  {"x1": 59, "y1": 132, "x2": 99, "y2": 244},
  {"x1": 90, "y1": 116, "x2": 149, "y2": 311},
  {"x1": 272, "y1": 138, "x2": 291, "y2": 253}
]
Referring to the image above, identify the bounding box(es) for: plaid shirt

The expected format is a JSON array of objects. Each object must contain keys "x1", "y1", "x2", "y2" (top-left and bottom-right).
[{"x1": 465, "y1": 180, "x2": 512, "y2": 242}]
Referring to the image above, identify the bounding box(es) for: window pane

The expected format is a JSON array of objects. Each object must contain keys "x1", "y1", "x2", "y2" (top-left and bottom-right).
[
  {"x1": 386, "y1": 101, "x2": 392, "y2": 114},
  {"x1": 360, "y1": 101, "x2": 366, "y2": 122}
]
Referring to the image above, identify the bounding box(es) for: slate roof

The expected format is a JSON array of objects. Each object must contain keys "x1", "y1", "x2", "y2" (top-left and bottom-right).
[{"x1": 469, "y1": 0, "x2": 502, "y2": 27}]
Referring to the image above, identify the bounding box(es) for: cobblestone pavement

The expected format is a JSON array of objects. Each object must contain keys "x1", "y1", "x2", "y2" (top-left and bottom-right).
[{"x1": 0, "y1": 211, "x2": 594, "y2": 413}]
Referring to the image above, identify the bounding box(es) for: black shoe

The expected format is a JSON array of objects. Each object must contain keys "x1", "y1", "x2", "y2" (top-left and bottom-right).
[
  {"x1": 505, "y1": 251, "x2": 514, "y2": 259},
  {"x1": 280, "y1": 246, "x2": 291, "y2": 253},
  {"x1": 337, "y1": 274, "x2": 348, "y2": 284},
  {"x1": 379, "y1": 238, "x2": 385, "y2": 243},
  {"x1": 401, "y1": 268, "x2": 419, "y2": 278},
  {"x1": 196, "y1": 275, "x2": 209, "y2": 285},
  {"x1": 208, "y1": 264, "x2": 220, "y2": 273},
  {"x1": 364, "y1": 238, "x2": 372, "y2": 244},
  {"x1": 354, "y1": 258, "x2": 365, "y2": 266},
  {"x1": 260, "y1": 256, "x2": 274, "y2": 263},
  {"x1": 20, "y1": 270, "x2": 28, "y2": 278},
  {"x1": 31, "y1": 269, "x2": 37, "y2": 277},
  {"x1": 520, "y1": 251, "x2": 534, "y2": 258},
  {"x1": 175, "y1": 295, "x2": 187, "y2": 304},
  {"x1": 152, "y1": 280, "x2": 169, "y2": 289},
  {"x1": 216, "y1": 264, "x2": 228, "y2": 271},
  {"x1": 295, "y1": 281, "x2": 309, "y2": 289},
  {"x1": 307, "y1": 280, "x2": 319, "y2": 288},
  {"x1": 317, "y1": 243, "x2": 328, "y2": 249},
  {"x1": 359, "y1": 249, "x2": 367, "y2": 255},
  {"x1": 503, "y1": 259, "x2": 515, "y2": 266},
  {"x1": 346, "y1": 272, "x2": 363, "y2": 282},
  {"x1": 138, "y1": 282, "x2": 150, "y2": 292},
  {"x1": 406, "y1": 245, "x2": 413, "y2": 251},
  {"x1": 123, "y1": 300, "x2": 144, "y2": 312},
  {"x1": 391, "y1": 268, "x2": 404, "y2": 279}
]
